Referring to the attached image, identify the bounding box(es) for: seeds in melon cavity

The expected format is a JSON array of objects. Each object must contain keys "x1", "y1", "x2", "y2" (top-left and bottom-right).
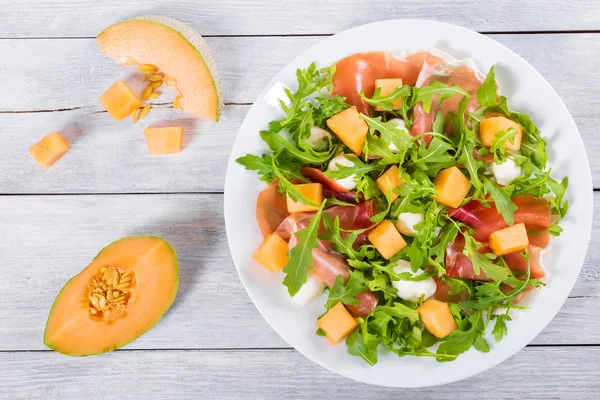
[
  {"x1": 142, "y1": 85, "x2": 153, "y2": 100},
  {"x1": 99, "y1": 296, "x2": 107, "y2": 309},
  {"x1": 139, "y1": 104, "x2": 151, "y2": 119},
  {"x1": 150, "y1": 81, "x2": 162, "y2": 89},
  {"x1": 90, "y1": 309, "x2": 97, "y2": 315},
  {"x1": 100, "y1": 267, "x2": 107, "y2": 273},
  {"x1": 149, "y1": 91, "x2": 160, "y2": 100},
  {"x1": 146, "y1": 74, "x2": 163, "y2": 82}
]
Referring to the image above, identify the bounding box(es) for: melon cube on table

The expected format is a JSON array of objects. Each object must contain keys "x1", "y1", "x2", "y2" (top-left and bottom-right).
[
  {"x1": 489, "y1": 222, "x2": 529, "y2": 256},
  {"x1": 253, "y1": 234, "x2": 289, "y2": 272},
  {"x1": 28, "y1": 132, "x2": 70, "y2": 168},
  {"x1": 418, "y1": 299, "x2": 457, "y2": 338},
  {"x1": 479, "y1": 116, "x2": 523, "y2": 151},
  {"x1": 432, "y1": 166, "x2": 472, "y2": 208},
  {"x1": 367, "y1": 220, "x2": 407, "y2": 260},
  {"x1": 99, "y1": 80, "x2": 142, "y2": 121},
  {"x1": 317, "y1": 302, "x2": 358, "y2": 345},
  {"x1": 143, "y1": 127, "x2": 184, "y2": 155},
  {"x1": 286, "y1": 183, "x2": 323, "y2": 213},
  {"x1": 376, "y1": 165, "x2": 404, "y2": 201},
  {"x1": 326, "y1": 106, "x2": 368, "y2": 155},
  {"x1": 374, "y1": 78, "x2": 404, "y2": 111}
]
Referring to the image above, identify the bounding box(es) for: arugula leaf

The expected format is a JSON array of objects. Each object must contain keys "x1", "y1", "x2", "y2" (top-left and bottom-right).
[
  {"x1": 492, "y1": 313, "x2": 511, "y2": 342},
  {"x1": 326, "y1": 271, "x2": 367, "y2": 308},
  {"x1": 547, "y1": 176, "x2": 569, "y2": 219},
  {"x1": 361, "y1": 115, "x2": 412, "y2": 152},
  {"x1": 260, "y1": 130, "x2": 333, "y2": 164},
  {"x1": 360, "y1": 85, "x2": 412, "y2": 112},
  {"x1": 483, "y1": 177, "x2": 517, "y2": 225},
  {"x1": 316, "y1": 327, "x2": 327, "y2": 337},
  {"x1": 346, "y1": 320, "x2": 380, "y2": 366},
  {"x1": 282, "y1": 200, "x2": 326, "y2": 296},
  {"x1": 432, "y1": 110, "x2": 445, "y2": 134},
  {"x1": 324, "y1": 154, "x2": 383, "y2": 180},
  {"x1": 413, "y1": 81, "x2": 470, "y2": 113},
  {"x1": 477, "y1": 65, "x2": 499, "y2": 107},
  {"x1": 462, "y1": 232, "x2": 510, "y2": 281},
  {"x1": 365, "y1": 134, "x2": 401, "y2": 164},
  {"x1": 490, "y1": 128, "x2": 517, "y2": 164},
  {"x1": 320, "y1": 213, "x2": 364, "y2": 259},
  {"x1": 370, "y1": 184, "x2": 394, "y2": 224},
  {"x1": 429, "y1": 222, "x2": 460, "y2": 264},
  {"x1": 271, "y1": 159, "x2": 317, "y2": 206},
  {"x1": 473, "y1": 332, "x2": 490, "y2": 353},
  {"x1": 409, "y1": 136, "x2": 456, "y2": 175},
  {"x1": 312, "y1": 95, "x2": 349, "y2": 126},
  {"x1": 236, "y1": 154, "x2": 276, "y2": 183},
  {"x1": 437, "y1": 312, "x2": 484, "y2": 359},
  {"x1": 356, "y1": 175, "x2": 379, "y2": 201}
]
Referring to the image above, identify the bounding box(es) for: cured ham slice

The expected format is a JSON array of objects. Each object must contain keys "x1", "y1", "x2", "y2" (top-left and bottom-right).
[
  {"x1": 301, "y1": 167, "x2": 351, "y2": 193},
  {"x1": 410, "y1": 50, "x2": 486, "y2": 139},
  {"x1": 504, "y1": 245, "x2": 546, "y2": 280},
  {"x1": 332, "y1": 51, "x2": 421, "y2": 115},
  {"x1": 256, "y1": 184, "x2": 290, "y2": 238},
  {"x1": 449, "y1": 195, "x2": 552, "y2": 242},
  {"x1": 445, "y1": 233, "x2": 491, "y2": 281}
]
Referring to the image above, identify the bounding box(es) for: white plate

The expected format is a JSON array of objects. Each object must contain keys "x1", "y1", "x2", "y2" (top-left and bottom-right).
[{"x1": 224, "y1": 20, "x2": 593, "y2": 387}]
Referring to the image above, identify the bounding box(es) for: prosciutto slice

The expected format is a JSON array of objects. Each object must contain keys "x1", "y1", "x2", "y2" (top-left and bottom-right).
[
  {"x1": 449, "y1": 195, "x2": 552, "y2": 242},
  {"x1": 332, "y1": 51, "x2": 421, "y2": 115},
  {"x1": 445, "y1": 233, "x2": 491, "y2": 281},
  {"x1": 300, "y1": 167, "x2": 365, "y2": 203},
  {"x1": 410, "y1": 50, "x2": 486, "y2": 140},
  {"x1": 275, "y1": 203, "x2": 379, "y2": 317}
]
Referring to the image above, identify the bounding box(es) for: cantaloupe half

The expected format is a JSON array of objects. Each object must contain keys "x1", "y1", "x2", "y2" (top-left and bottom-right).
[
  {"x1": 97, "y1": 16, "x2": 223, "y2": 121},
  {"x1": 44, "y1": 236, "x2": 179, "y2": 356}
]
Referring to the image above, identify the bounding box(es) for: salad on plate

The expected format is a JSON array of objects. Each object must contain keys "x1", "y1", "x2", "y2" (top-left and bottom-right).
[{"x1": 237, "y1": 49, "x2": 568, "y2": 364}]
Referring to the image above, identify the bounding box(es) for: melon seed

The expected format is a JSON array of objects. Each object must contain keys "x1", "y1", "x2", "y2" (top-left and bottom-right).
[
  {"x1": 139, "y1": 104, "x2": 151, "y2": 119},
  {"x1": 150, "y1": 81, "x2": 162, "y2": 89},
  {"x1": 140, "y1": 64, "x2": 158, "y2": 74},
  {"x1": 142, "y1": 85, "x2": 153, "y2": 100},
  {"x1": 146, "y1": 74, "x2": 163, "y2": 82},
  {"x1": 132, "y1": 110, "x2": 139, "y2": 124},
  {"x1": 149, "y1": 91, "x2": 160, "y2": 100}
]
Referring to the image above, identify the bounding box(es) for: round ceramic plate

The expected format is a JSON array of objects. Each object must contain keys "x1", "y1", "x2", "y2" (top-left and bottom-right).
[{"x1": 223, "y1": 20, "x2": 593, "y2": 387}]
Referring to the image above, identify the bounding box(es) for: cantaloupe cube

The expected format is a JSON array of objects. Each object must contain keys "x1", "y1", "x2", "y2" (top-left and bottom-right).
[
  {"x1": 432, "y1": 166, "x2": 472, "y2": 208},
  {"x1": 28, "y1": 132, "x2": 70, "y2": 168},
  {"x1": 253, "y1": 234, "x2": 289, "y2": 272},
  {"x1": 489, "y1": 222, "x2": 529, "y2": 256},
  {"x1": 286, "y1": 183, "x2": 322, "y2": 213},
  {"x1": 418, "y1": 299, "x2": 457, "y2": 338},
  {"x1": 374, "y1": 78, "x2": 403, "y2": 111},
  {"x1": 326, "y1": 106, "x2": 368, "y2": 155},
  {"x1": 99, "y1": 80, "x2": 142, "y2": 121},
  {"x1": 479, "y1": 116, "x2": 523, "y2": 151},
  {"x1": 376, "y1": 165, "x2": 404, "y2": 201},
  {"x1": 317, "y1": 302, "x2": 358, "y2": 345},
  {"x1": 367, "y1": 220, "x2": 407, "y2": 260},
  {"x1": 144, "y1": 127, "x2": 184, "y2": 155}
]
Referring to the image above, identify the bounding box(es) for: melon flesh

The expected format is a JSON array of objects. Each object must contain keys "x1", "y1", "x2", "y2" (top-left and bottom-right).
[
  {"x1": 44, "y1": 236, "x2": 179, "y2": 356},
  {"x1": 97, "y1": 16, "x2": 223, "y2": 121}
]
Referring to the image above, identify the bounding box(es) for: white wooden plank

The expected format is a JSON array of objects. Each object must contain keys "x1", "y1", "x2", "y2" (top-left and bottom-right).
[
  {"x1": 1, "y1": 0, "x2": 600, "y2": 38},
  {"x1": 1, "y1": 34, "x2": 599, "y2": 192},
  {"x1": 1, "y1": 347, "x2": 599, "y2": 399},
  {"x1": 0, "y1": 193, "x2": 597, "y2": 351}
]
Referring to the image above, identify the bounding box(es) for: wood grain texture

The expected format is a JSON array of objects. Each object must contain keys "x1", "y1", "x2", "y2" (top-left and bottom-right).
[
  {"x1": 1, "y1": 347, "x2": 599, "y2": 399},
  {"x1": 1, "y1": 34, "x2": 599, "y2": 192},
  {"x1": 0, "y1": 193, "x2": 598, "y2": 351},
  {"x1": 1, "y1": 0, "x2": 600, "y2": 37}
]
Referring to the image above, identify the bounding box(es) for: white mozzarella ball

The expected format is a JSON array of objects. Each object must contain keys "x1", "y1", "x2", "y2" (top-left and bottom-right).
[
  {"x1": 491, "y1": 157, "x2": 522, "y2": 186},
  {"x1": 291, "y1": 271, "x2": 326, "y2": 305},
  {"x1": 395, "y1": 212, "x2": 425, "y2": 237},
  {"x1": 391, "y1": 260, "x2": 437, "y2": 303},
  {"x1": 386, "y1": 118, "x2": 409, "y2": 153},
  {"x1": 305, "y1": 126, "x2": 332, "y2": 151},
  {"x1": 327, "y1": 154, "x2": 358, "y2": 190}
]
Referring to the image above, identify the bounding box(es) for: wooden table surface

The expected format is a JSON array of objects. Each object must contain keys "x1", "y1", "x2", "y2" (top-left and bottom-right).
[{"x1": 1, "y1": 1, "x2": 599, "y2": 398}]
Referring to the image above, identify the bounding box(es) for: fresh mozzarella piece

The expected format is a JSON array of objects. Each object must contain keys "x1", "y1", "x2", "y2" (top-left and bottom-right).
[
  {"x1": 305, "y1": 126, "x2": 332, "y2": 151},
  {"x1": 327, "y1": 154, "x2": 358, "y2": 190},
  {"x1": 391, "y1": 260, "x2": 437, "y2": 303},
  {"x1": 386, "y1": 118, "x2": 409, "y2": 153},
  {"x1": 491, "y1": 157, "x2": 522, "y2": 186},
  {"x1": 395, "y1": 212, "x2": 424, "y2": 237},
  {"x1": 291, "y1": 271, "x2": 326, "y2": 305}
]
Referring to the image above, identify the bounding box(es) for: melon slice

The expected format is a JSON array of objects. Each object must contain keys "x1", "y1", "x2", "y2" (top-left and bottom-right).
[
  {"x1": 44, "y1": 236, "x2": 178, "y2": 356},
  {"x1": 97, "y1": 16, "x2": 223, "y2": 121}
]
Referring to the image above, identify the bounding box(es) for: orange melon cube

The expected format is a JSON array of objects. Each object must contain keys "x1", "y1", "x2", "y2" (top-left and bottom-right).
[
  {"x1": 317, "y1": 302, "x2": 358, "y2": 345},
  {"x1": 286, "y1": 183, "x2": 322, "y2": 213},
  {"x1": 367, "y1": 220, "x2": 407, "y2": 260},
  {"x1": 432, "y1": 166, "x2": 472, "y2": 208},
  {"x1": 479, "y1": 116, "x2": 523, "y2": 151},
  {"x1": 489, "y1": 222, "x2": 529, "y2": 256},
  {"x1": 144, "y1": 127, "x2": 184, "y2": 155},
  {"x1": 28, "y1": 132, "x2": 70, "y2": 168},
  {"x1": 326, "y1": 106, "x2": 368, "y2": 155},
  {"x1": 418, "y1": 299, "x2": 457, "y2": 338},
  {"x1": 99, "y1": 80, "x2": 142, "y2": 121},
  {"x1": 376, "y1": 165, "x2": 404, "y2": 201},
  {"x1": 253, "y1": 234, "x2": 289, "y2": 272},
  {"x1": 374, "y1": 78, "x2": 403, "y2": 111}
]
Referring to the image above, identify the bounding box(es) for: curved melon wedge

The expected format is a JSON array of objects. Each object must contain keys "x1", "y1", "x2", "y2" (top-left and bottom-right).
[
  {"x1": 97, "y1": 16, "x2": 223, "y2": 121},
  {"x1": 44, "y1": 236, "x2": 179, "y2": 356}
]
